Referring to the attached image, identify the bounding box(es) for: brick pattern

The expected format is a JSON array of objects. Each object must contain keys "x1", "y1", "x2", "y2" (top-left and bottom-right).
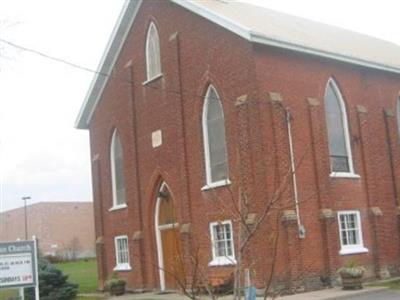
[
  {"x1": 86, "y1": 0, "x2": 400, "y2": 292},
  {"x1": 0, "y1": 202, "x2": 95, "y2": 258}
]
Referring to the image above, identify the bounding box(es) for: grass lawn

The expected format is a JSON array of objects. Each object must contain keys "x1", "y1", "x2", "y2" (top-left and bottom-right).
[
  {"x1": 56, "y1": 259, "x2": 99, "y2": 294},
  {"x1": 0, "y1": 260, "x2": 100, "y2": 299},
  {"x1": 0, "y1": 289, "x2": 18, "y2": 300}
]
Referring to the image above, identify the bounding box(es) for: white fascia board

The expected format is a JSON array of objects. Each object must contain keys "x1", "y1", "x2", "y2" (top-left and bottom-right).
[
  {"x1": 170, "y1": 0, "x2": 251, "y2": 41},
  {"x1": 172, "y1": 0, "x2": 400, "y2": 75},
  {"x1": 250, "y1": 31, "x2": 400, "y2": 75},
  {"x1": 75, "y1": 0, "x2": 400, "y2": 130},
  {"x1": 75, "y1": 0, "x2": 142, "y2": 129}
]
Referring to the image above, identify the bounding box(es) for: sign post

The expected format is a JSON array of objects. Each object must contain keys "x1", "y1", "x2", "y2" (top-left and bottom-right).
[{"x1": 0, "y1": 239, "x2": 39, "y2": 299}]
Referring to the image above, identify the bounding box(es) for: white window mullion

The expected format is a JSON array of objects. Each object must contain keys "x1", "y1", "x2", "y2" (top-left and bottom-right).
[
  {"x1": 114, "y1": 235, "x2": 131, "y2": 271},
  {"x1": 209, "y1": 220, "x2": 236, "y2": 266},
  {"x1": 337, "y1": 211, "x2": 368, "y2": 255}
]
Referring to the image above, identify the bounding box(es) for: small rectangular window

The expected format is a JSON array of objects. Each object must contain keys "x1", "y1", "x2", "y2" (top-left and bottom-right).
[
  {"x1": 209, "y1": 220, "x2": 236, "y2": 266},
  {"x1": 114, "y1": 236, "x2": 131, "y2": 270},
  {"x1": 337, "y1": 211, "x2": 368, "y2": 255}
]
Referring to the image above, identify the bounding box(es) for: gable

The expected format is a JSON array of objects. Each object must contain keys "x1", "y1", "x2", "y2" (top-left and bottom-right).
[{"x1": 75, "y1": 0, "x2": 400, "y2": 129}]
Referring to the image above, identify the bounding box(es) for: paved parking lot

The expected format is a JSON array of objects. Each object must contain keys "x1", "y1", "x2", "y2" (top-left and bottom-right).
[{"x1": 108, "y1": 287, "x2": 396, "y2": 300}]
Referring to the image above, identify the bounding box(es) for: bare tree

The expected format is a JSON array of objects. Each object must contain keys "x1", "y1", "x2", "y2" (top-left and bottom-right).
[
  {"x1": 64, "y1": 237, "x2": 81, "y2": 261},
  {"x1": 131, "y1": 101, "x2": 310, "y2": 299}
]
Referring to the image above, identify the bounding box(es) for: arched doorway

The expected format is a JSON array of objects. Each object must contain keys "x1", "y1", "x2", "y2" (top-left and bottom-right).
[{"x1": 155, "y1": 182, "x2": 183, "y2": 290}]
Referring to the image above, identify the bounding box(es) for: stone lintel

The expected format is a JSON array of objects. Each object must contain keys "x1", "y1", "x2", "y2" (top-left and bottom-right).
[
  {"x1": 281, "y1": 210, "x2": 297, "y2": 223},
  {"x1": 370, "y1": 207, "x2": 383, "y2": 217},
  {"x1": 132, "y1": 231, "x2": 143, "y2": 241},
  {"x1": 384, "y1": 108, "x2": 394, "y2": 117},
  {"x1": 268, "y1": 92, "x2": 283, "y2": 103},
  {"x1": 245, "y1": 213, "x2": 258, "y2": 225},
  {"x1": 180, "y1": 223, "x2": 191, "y2": 234},
  {"x1": 124, "y1": 59, "x2": 133, "y2": 69},
  {"x1": 169, "y1": 31, "x2": 179, "y2": 41},
  {"x1": 320, "y1": 208, "x2": 335, "y2": 219},
  {"x1": 235, "y1": 94, "x2": 248, "y2": 107},
  {"x1": 356, "y1": 105, "x2": 368, "y2": 114},
  {"x1": 307, "y1": 97, "x2": 320, "y2": 106}
]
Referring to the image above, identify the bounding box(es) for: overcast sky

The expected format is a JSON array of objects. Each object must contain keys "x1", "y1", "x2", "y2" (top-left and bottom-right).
[{"x1": 0, "y1": 0, "x2": 399, "y2": 212}]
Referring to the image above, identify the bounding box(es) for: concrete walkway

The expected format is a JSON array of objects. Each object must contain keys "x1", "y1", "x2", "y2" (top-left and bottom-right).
[{"x1": 106, "y1": 286, "x2": 388, "y2": 300}]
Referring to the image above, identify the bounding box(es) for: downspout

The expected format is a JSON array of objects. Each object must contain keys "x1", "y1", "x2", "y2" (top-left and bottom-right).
[{"x1": 285, "y1": 108, "x2": 306, "y2": 239}]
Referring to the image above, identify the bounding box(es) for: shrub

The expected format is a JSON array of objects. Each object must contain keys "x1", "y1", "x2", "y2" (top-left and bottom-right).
[{"x1": 25, "y1": 256, "x2": 78, "y2": 300}]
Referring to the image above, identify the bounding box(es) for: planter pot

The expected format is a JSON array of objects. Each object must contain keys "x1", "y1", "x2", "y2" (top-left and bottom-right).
[
  {"x1": 109, "y1": 283, "x2": 126, "y2": 296},
  {"x1": 340, "y1": 273, "x2": 363, "y2": 290}
]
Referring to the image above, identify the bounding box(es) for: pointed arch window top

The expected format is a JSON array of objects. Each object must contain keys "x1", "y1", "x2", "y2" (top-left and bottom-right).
[
  {"x1": 110, "y1": 130, "x2": 127, "y2": 210},
  {"x1": 324, "y1": 79, "x2": 358, "y2": 178},
  {"x1": 202, "y1": 85, "x2": 231, "y2": 189},
  {"x1": 145, "y1": 22, "x2": 162, "y2": 81}
]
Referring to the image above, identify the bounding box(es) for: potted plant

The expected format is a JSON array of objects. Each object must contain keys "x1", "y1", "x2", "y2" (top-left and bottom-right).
[
  {"x1": 338, "y1": 260, "x2": 365, "y2": 290},
  {"x1": 106, "y1": 272, "x2": 127, "y2": 296}
]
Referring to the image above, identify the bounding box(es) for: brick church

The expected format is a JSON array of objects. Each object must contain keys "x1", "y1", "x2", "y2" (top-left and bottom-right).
[{"x1": 76, "y1": 0, "x2": 400, "y2": 293}]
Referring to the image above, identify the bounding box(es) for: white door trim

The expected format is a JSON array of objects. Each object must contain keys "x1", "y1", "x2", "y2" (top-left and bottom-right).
[{"x1": 155, "y1": 182, "x2": 179, "y2": 291}]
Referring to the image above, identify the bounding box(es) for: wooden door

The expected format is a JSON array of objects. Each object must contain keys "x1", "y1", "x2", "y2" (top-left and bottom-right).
[
  {"x1": 157, "y1": 183, "x2": 183, "y2": 290},
  {"x1": 161, "y1": 228, "x2": 183, "y2": 289}
]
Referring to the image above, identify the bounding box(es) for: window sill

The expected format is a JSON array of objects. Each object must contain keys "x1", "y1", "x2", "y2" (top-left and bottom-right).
[
  {"x1": 330, "y1": 172, "x2": 360, "y2": 179},
  {"x1": 208, "y1": 257, "x2": 237, "y2": 267},
  {"x1": 339, "y1": 247, "x2": 369, "y2": 256},
  {"x1": 109, "y1": 204, "x2": 127, "y2": 212},
  {"x1": 142, "y1": 73, "x2": 163, "y2": 85},
  {"x1": 202, "y1": 180, "x2": 231, "y2": 191},
  {"x1": 113, "y1": 265, "x2": 132, "y2": 272}
]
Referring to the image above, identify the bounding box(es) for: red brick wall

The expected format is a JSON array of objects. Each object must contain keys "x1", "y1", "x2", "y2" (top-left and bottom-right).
[
  {"x1": 88, "y1": 0, "x2": 400, "y2": 291},
  {"x1": 0, "y1": 202, "x2": 95, "y2": 258}
]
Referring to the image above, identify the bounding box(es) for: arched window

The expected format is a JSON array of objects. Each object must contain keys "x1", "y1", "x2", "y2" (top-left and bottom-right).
[
  {"x1": 110, "y1": 130, "x2": 126, "y2": 207},
  {"x1": 324, "y1": 79, "x2": 354, "y2": 174},
  {"x1": 146, "y1": 22, "x2": 161, "y2": 81},
  {"x1": 202, "y1": 85, "x2": 229, "y2": 186}
]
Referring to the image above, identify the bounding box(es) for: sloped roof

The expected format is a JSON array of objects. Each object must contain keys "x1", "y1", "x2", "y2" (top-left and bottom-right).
[{"x1": 75, "y1": 0, "x2": 400, "y2": 129}]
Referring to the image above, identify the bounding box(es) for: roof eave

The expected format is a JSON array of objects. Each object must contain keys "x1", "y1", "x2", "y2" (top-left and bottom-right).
[
  {"x1": 75, "y1": 0, "x2": 142, "y2": 130},
  {"x1": 75, "y1": 0, "x2": 400, "y2": 130},
  {"x1": 250, "y1": 32, "x2": 400, "y2": 76}
]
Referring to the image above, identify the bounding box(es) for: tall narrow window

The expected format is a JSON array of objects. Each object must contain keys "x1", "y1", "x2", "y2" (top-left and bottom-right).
[
  {"x1": 111, "y1": 130, "x2": 126, "y2": 208},
  {"x1": 324, "y1": 79, "x2": 354, "y2": 174},
  {"x1": 146, "y1": 22, "x2": 161, "y2": 81},
  {"x1": 202, "y1": 85, "x2": 229, "y2": 186}
]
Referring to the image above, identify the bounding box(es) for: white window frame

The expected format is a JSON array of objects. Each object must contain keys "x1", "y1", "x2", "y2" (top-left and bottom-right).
[
  {"x1": 110, "y1": 130, "x2": 127, "y2": 211},
  {"x1": 202, "y1": 85, "x2": 230, "y2": 190},
  {"x1": 144, "y1": 22, "x2": 162, "y2": 83},
  {"x1": 337, "y1": 210, "x2": 368, "y2": 255},
  {"x1": 325, "y1": 79, "x2": 359, "y2": 179},
  {"x1": 209, "y1": 220, "x2": 236, "y2": 266},
  {"x1": 114, "y1": 235, "x2": 132, "y2": 271}
]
